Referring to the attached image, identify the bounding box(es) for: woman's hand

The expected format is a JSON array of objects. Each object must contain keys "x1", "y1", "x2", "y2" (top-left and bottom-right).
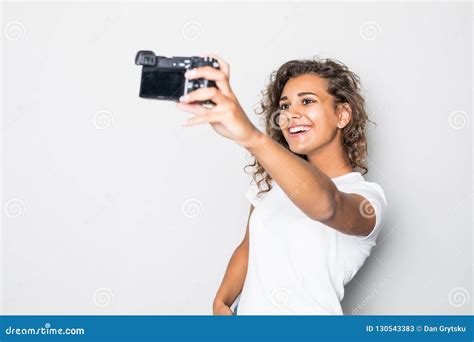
[
  {"x1": 213, "y1": 300, "x2": 234, "y2": 316},
  {"x1": 176, "y1": 53, "x2": 262, "y2": 149}
]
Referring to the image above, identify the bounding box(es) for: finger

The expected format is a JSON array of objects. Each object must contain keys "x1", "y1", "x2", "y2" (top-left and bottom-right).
[
  {"x1": 181, "y1": 111, "x2": 219, "y2": 127},
  {"x1": 185, "y1": 66, "x2": 232, "y2": 96},
  {"x1": 180, "y1": 86, "x2": 226, "y2": 105},
  {"x1": 202, "y1": 53, "x2": 230, "y2": 78},
  {"x1": 176, "y1": 102, "x2": 208, "y2": 116}
]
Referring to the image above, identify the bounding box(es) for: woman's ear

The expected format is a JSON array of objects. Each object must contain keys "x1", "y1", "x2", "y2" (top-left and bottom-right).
[{"x1": 337, "y1": 103, "x2": 352, "y2": 129}]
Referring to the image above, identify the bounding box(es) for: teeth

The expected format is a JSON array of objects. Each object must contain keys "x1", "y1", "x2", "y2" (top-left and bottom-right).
[{"x1": 289, "y1": 125, "x2": 311, "y2": 133}]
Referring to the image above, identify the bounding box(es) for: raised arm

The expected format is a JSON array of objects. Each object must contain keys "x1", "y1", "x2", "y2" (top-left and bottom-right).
[{"x1": 246, "y1": 134, "x2": 375, "y2": 237}]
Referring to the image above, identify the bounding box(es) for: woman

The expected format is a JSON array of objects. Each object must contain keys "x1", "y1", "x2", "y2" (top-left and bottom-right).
[{"x1": 177, "y1": 54, "x2": 388, "y2": 315}]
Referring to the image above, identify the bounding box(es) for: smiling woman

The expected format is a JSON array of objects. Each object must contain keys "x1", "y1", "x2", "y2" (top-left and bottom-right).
[
  {"x1": 248, "y1": 59, "x2": 371, "y2": 197},
  {"x1": 176, "y1": 54, "x2": 387, "y2": 316}
]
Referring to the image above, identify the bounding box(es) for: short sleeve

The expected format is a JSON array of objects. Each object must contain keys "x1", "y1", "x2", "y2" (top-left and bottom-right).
[{"x1": 346, "y1": 181, "x2": 388, "y2": 243}]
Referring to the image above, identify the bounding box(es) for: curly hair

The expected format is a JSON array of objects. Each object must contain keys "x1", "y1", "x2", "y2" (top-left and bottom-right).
[{"x1": 244, "y1": 57, "x2": 373, "y2": 197}]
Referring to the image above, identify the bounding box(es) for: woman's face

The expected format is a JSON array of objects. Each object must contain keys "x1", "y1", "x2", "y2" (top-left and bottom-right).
[{"x1": 278, "y1": 74, "x2": 341, "y2": 155}]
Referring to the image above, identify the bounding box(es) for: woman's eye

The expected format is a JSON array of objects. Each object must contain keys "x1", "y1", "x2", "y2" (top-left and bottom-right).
[{"x1": 279, "y1": 99, "x2": 315, "y2": 110}]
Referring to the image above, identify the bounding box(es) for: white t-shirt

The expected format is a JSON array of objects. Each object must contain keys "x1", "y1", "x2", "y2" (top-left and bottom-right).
[{"x1": 236, "y1": 171, "x2": 388, "y2": 315}]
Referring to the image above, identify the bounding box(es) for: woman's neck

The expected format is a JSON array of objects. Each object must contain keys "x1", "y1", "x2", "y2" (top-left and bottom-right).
[{"x1": 306, "y1": 138, "x2": 353, "y2": 179}]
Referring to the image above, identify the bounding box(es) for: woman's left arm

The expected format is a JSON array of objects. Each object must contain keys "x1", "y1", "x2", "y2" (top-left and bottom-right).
[{"x1": 177, "y1": 54, "x2": 375, "y2": 237}]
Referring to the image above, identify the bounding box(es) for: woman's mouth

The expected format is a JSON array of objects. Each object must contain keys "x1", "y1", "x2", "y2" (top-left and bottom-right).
[{"x1": 288, "y1": 125, "x2": 312, "y2": 137}]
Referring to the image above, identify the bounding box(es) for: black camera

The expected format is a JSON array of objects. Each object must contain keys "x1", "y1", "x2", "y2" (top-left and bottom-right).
[{"x1": 135, "y1": 51, "x2": 220, "y2": 103}]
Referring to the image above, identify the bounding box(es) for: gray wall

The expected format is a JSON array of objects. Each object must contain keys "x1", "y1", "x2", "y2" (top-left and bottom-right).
[{"x1": 1, "y1": 1, "x2": 472, "y2": 315}]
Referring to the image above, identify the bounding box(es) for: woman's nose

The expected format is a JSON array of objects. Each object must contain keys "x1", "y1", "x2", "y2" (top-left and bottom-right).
[
  {"x1": 287, "y1": 109, "x2": 303, "y2": 120},
  {"x1": 279, "y1": 109, "x2": 301, "y2": 129}
]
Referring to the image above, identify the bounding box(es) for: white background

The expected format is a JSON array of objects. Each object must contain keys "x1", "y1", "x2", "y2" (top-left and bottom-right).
[{"x1": 1, "y1": 1, "x2": 472, "y2": 314}]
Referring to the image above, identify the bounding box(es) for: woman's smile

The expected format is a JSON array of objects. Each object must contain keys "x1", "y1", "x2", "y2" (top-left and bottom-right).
[{"x1": 288, "y1": 124, "x2": 313, "y2": 138}]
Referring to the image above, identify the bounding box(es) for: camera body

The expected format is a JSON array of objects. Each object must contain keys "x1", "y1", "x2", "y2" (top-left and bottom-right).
[{"x1": 135, "y1": 51, "x2": 220, "y2": 102}]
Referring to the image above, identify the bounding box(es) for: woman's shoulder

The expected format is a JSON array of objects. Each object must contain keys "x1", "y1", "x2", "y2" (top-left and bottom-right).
[
  {"x1": 337, "y1": 172, "x2": 388, "y2": 243},
  {"x1": 334, "y1": 172, "x2": 386, "y2": 198},
  {"x1": 245, "y1": 179, "x2": 274, "y2": 207}
]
